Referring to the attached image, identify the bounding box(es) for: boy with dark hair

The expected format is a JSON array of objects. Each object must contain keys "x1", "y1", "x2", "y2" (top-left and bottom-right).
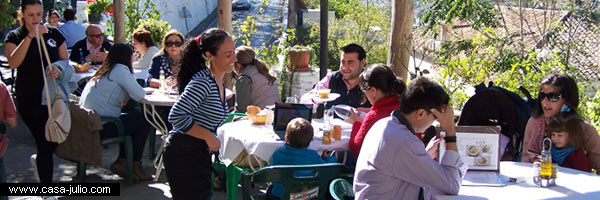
[
  {"x1": 268, "y1": 118, "x2": 337, "y2": 199},
  {"x1": 354, "y1": 77, "x2": 467, "y2": 199}
]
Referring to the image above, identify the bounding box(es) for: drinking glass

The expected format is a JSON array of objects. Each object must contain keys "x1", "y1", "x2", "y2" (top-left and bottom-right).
[{"x1": 324, "y1": 108, "x2": 334, "y2": 130}]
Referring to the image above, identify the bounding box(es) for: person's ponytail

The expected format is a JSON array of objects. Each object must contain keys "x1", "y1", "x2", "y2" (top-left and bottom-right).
[
  {"x1": 254, "y1": 58, "x2": 276, "y2": 85},
  {"x1": 177, "y1": 38, "x2": 207, "y2": 94}
]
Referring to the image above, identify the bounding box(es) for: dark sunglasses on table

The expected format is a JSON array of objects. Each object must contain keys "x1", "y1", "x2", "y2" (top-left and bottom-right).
[
  {"x1": 88, "y1": 34, "x2": 103, "y2": 38},
  {"x1": 538, "y1": 92, "x2": 561, "y2": 102},
  {"x1": 165, "y1": 41, "x2": 183, "y2": 47}
]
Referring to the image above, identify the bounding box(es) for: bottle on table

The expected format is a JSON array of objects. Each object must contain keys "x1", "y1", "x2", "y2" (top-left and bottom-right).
[{"x1": 159, "y1": 70, "x2": 166, "y2": 91}]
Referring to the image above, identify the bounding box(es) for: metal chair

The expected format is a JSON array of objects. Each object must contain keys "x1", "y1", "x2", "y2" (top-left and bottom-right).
[{"x1": 241, "y1": 163, "x2": 344, "y2": 200}]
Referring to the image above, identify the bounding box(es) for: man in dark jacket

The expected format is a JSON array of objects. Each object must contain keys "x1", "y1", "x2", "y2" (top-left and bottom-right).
[
  {"x1": 301, "y1": 43, "x2": 371, "y2": 110},
  {"x1": 69, "y1": 25, "x2": 112, "y2": 65}
]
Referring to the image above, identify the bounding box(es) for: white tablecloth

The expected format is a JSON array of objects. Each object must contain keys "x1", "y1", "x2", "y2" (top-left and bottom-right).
[
  {"x1": 436, "y1": 161, "x2": 600, "y2": 200},
  {"x1": 217, "y1": 118, "x2": 352, "y2": 166},
  {"x1": 73, "y1": 67, "x2": 148, "y2": 82}
]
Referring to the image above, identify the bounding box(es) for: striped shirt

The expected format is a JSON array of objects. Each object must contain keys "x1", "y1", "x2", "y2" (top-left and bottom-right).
[{"x1": 168, "y1": 68, "x2": 227, "y2": 134}]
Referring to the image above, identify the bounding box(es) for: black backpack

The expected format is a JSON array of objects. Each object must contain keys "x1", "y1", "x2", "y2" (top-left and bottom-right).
[{"x1": 458, "y1": 82, "x2": 535, "y2": 161}]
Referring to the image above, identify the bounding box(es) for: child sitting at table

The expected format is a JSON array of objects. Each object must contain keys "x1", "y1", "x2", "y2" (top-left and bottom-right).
[
  {"x1": 546, "y1": 112, "x2": 592, "y2": 172},
  {"x1": 268, "y1": 117, "x2": 337, "y2": 200}
]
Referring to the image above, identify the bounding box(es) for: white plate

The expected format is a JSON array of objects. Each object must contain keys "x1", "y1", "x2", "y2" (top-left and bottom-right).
[{"x1": 312, "y1": 93, "x2": 341, "y2": 102}]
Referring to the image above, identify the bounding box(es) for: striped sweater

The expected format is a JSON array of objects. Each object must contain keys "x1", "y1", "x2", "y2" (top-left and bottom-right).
[{"x1": 168, "y1": 68, "x2": 227, "y2": 134}]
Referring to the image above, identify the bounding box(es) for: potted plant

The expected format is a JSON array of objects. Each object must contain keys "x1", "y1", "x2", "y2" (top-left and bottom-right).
[
  {"x1": 286, "y1": 45, "x2": 313, "y2": 72},
  {"x1": 86, "y1": 0, "x2": 112, "y2": 23}
]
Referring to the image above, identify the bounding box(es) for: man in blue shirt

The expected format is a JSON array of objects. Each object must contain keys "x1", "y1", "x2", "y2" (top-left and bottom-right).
[{"x1": 58, "y1": 8, "x2": 85, "y2": 49}]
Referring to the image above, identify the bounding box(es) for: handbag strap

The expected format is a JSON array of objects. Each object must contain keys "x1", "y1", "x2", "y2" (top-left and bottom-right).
[{"x1": 34, "y1": 26, "x2": 55, "y2": 120}]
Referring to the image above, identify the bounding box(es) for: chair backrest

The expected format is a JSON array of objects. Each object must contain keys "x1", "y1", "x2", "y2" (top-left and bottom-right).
[
  {"x1": 241, "y1": 163, "x2": 344, "y2": 200},
  {"x1": 329, "y1": 178, "x2": 354, "y2": 200}
]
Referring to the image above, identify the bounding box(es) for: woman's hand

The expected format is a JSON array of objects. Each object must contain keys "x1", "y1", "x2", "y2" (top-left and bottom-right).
[
  {"x1": 204, "y1": 134, "x2": 221, "y2": 152},
  {"x1": 31, "y1": 24, "x2": 48, "y2": 38},
  {"x1": 47, "y1": 66, "x2": 60, "y2": 79},
  {"x1": 346, "y1": 108, "x2": 360, "y2": 124},
  {"x1": 167, "y1": 75, "x2": 177, "y2": 88}
]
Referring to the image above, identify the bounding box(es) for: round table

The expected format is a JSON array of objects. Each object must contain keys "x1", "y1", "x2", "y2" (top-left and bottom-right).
[{"x1": 139, "y1": 88, "x2": 178, "y2": 182}]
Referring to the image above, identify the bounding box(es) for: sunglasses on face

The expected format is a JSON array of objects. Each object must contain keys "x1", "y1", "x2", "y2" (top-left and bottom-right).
[
  {"x1": 88, "y1": 34, "x2": 103, "y2": 38},
  {"x1": 165, "y1": 41, "x2": 183, "y2": 47},
  {"x1": 539, "y1": 92, "x2": 561, "y2": 102}
]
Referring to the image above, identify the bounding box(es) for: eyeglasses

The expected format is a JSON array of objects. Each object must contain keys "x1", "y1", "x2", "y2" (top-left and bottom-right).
[
  {"x1": 165, "y1": 41, "x2": 183, "y2": 47},
  {"x1": 88, "y1": 34, "x2": 103, "y2": 38},
  {"x1": 539, "y1": 92, "x2": 561, "y2": 102}
]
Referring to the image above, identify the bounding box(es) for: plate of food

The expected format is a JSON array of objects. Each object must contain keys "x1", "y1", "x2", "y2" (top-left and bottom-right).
[
  {"x1": 467, "y1": 145, "x2": 480, "y2": 157},
  {"x1": 482, "y1": 144, "x2": 491, "y2": 153},
  {"x1": 313, "y1": 89, "x2": 341, "y2": 102},
  {"x1": 475, "y1": 156, "x2": 490, "y2": 166}
]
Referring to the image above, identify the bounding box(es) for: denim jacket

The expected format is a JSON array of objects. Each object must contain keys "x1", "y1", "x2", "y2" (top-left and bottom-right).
[{"x1": 41, "y1": 60, "x2": 77, "y2": 105}]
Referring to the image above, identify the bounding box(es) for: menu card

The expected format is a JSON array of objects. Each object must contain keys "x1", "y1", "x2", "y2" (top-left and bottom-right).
[{"x1": 439, "y1": 126, "x2": 501, "y2": 171}]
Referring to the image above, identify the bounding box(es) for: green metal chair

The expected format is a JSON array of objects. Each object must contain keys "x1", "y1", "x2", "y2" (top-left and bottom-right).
[
  {"x1": 241, "y1": 163, "x2": 344, "y2": 200},
  {"x1": 75, "y1": 116, "x2": 134, "y2": 185},
  {"x1": 329, "y1": 178, "x2": 354, "y2": 200},
  {"x1": 212, "y1": 113, "x2": 247, "y2": 192}
]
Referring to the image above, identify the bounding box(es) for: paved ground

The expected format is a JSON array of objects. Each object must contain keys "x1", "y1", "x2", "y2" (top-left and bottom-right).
[{"x1": 1, "y1": 0, "x2": 286, "y2": 199}]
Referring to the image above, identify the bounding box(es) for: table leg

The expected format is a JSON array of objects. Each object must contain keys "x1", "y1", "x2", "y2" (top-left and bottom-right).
[{"x1": 142, "y1": 103, "x2": 170, "y2": 181}]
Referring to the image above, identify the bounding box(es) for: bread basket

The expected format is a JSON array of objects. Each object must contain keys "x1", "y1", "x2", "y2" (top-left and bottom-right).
[
  {"x1": 74, "y1": 63, "x2": 91, "y2": 73},
  {"x1": 248, "y1": 114, "x2": 267, "y2": 125}
]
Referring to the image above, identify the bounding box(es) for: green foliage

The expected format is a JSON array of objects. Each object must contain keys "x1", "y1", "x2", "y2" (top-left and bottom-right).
[
  {"x1": 582, "y1": 91, "x2": 600, "y2": 132},
  {"x1": 123, "y1": 0, "x2": 162, "y2": 42},
  {"x1": 305, "y1": 0, "x2": 390, "y2": 70},
  {"x1": 424, "y1": 0, "x2": 600, "y2": 132},
  {"x1": 419, "y1": 0, "x2": 500, "y2": 37},
  {"x1": 0, "y1": 1, "x2": 16, "y2": 31},
  {"x1": 135, "y1": 19, "x2": 171, "y2": 47},
  {"x1": 235, "y1": 15, "x2": 258, "y2": 46},
  {"x1": 86, "y1": 0, "x2": 112, "y2": 16}
]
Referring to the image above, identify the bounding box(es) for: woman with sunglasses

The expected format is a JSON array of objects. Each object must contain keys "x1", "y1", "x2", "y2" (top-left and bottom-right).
[
  {"x1": 346, "y1": 64, "x2": 405, "y2": 158},
  {"x1": 4, "y1": 0, "x2": 68, "y2": 183},
  {"x1": 522, "y1": 74, "x2": 600, "y2": 168},
  {"x1": 164, "y1": 28, "x2": 236, "y2": 199},
  {"x1": 147, "y1": 30, "x2": 184, "y2": 88}
]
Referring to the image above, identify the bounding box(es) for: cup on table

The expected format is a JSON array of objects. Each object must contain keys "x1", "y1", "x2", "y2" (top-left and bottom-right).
[{"x1": 318, "y1": 89, "x2": 331, "y2": 99}]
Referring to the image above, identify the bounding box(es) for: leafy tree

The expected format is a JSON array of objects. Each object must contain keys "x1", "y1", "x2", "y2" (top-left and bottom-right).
[
  {"x1": 0, "y1": 1, "x2": 16, "y2": 30},
  {"x1": 123, "y1": 0, "x2": 161, "y2": 41}
]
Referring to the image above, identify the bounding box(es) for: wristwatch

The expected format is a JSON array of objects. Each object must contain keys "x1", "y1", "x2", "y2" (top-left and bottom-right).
[{"x1": 444, "y1": 136, "x2": 457, "y2": 143}]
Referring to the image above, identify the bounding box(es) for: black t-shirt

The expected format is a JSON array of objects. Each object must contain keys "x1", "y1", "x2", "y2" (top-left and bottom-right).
[{"x1": 4, "y1": 26, "x2": 65, "y2": 101}]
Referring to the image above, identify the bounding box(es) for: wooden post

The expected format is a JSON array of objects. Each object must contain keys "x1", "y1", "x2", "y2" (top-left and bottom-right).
[
  {"x1": 387, "y1": 0, "x2": 413, "y2": 80},
  {"x1": 113, "y1": 0, "x2": 125, "y2": 44},
  {"x1": 218, "y1": 0, "x2": 233, "y2": 89},
  {"x1": 317, "y1": 0, "x2": 328, "y2": 118},
  {"x1": 288, "y1": 0, "x2": 297, "y2": 29}
]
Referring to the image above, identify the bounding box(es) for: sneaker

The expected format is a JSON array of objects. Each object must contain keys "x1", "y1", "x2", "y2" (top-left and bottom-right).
[
  {"x1": 133, "y1": 161, "x2": 152, "y2": 181},
  {"x1": 110, "y1": 159, "x2": 139, "y2": 182},
  {"x1": 30, "y1": 154, "x2": 40, "y2": 183}
]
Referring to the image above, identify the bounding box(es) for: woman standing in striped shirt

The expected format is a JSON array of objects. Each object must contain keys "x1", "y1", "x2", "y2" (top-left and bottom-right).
[{"x1": 164, "y1": 28, "x2": 237, "y2": 200}]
